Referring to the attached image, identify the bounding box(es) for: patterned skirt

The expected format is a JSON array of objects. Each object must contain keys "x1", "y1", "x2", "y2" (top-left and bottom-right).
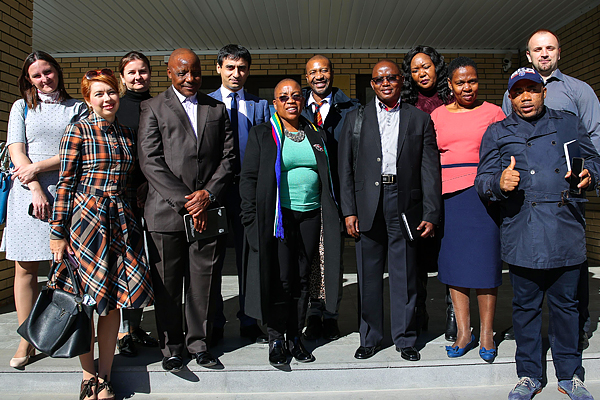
[{"x1": 49, "y1": 191, "x2": 153, "y2": 316}]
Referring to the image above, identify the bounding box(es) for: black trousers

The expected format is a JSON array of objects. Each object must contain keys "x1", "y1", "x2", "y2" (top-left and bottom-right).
[
  {"x1": 147, "y1": 231, "x2": 226, "y2": 356},
  {"x1": 267, "y1": 207, "x2": 321, "y2": 341},
  {"x1": 356, "y1": 184, "x2": 417, "y2": 348}
]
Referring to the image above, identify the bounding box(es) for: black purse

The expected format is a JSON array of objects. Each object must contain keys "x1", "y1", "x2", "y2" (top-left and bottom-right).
[{"x1": 17, "y1": 253, "x2": 94, "y2": 358}]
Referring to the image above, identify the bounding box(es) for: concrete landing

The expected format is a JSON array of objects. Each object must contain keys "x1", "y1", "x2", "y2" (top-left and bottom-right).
[{"x1": 0, "y1": 247, "x2": 599, "y2": 399}]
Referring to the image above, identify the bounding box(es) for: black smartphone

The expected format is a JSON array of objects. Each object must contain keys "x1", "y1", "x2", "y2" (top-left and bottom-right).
[
  {"x1": 28, "y1": 203, "x2": 49, "y2": 221},
  {"x1": 570, "y1": 157, "x2": 584, "y2": 194}
]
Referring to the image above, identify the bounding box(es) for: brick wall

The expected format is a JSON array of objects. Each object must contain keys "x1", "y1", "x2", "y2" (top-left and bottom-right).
[
  {"x1": 0, "y1": 0, "x2": 32, "y2": 306},
  {"x1": 55, "y1": 52, "x2": 520, "y2": 107}
]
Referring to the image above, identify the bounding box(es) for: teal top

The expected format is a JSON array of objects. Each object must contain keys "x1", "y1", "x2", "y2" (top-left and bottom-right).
[{"x1": 280, "y1": 132, "x2": 321, "y2": 212}]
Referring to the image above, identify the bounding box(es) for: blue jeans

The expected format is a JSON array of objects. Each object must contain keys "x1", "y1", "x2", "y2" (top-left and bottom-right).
[{"x1": 509, "y1": 264, "x2": 584, "y2": 381}]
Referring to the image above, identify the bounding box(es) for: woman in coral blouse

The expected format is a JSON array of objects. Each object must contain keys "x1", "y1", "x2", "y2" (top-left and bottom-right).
[{"x1": 431, "y1": 57, "x2": 505, "y2": 362}]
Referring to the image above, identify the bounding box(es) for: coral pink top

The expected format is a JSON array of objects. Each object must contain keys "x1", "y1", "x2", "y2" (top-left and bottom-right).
[{"x1": 431, "y1": 101, "x2": 505, "y2": 194}]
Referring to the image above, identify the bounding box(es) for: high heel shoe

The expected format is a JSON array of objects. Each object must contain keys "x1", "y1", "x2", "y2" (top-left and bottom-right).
[
  {"x1": 446, "y1": 334, "x2": 477, "y2": 358},
  {"x1": 479, "y1": 346, "x2": 497, "y2": 362},
  {"x1": 97, "y1": 375, "x2": 115, "y2": 400},
  {"x1": 9, "y1": 346, "x2": 34, "y2": 369}
]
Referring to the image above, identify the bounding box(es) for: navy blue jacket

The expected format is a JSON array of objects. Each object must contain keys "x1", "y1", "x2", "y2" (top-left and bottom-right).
[{"x1": 475, "y1": 108, "x2": 600, "y2": 269}]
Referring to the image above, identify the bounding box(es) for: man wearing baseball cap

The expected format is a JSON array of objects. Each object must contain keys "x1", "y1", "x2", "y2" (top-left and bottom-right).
[{"x1": 476, "y1": 67, "x2": 599, "y2": 400}]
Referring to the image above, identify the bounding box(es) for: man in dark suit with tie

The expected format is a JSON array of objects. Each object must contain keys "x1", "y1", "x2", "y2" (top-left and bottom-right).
[
  {"x1": 137, "y1": 48, "x2": 234, "y2": 372},
  {"x1": 338, "y1": 60, "x2": 441, "y2": 361},
  {"x1": 301, "y1": 55, "x2": 360, "y2": 341},
  {"x1": 208, "y1": 44, "x2": 270, "y2": 345}
]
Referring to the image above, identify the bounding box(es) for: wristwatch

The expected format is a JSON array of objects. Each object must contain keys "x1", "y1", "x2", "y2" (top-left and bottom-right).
[{"x1": 206, "y1": 190, "x2": 216, "y2": 203}]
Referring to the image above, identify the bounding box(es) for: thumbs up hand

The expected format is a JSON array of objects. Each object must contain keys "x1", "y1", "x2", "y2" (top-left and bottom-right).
[{"x1": 500, "y1": 156, "x2": 520, "y2": 192}]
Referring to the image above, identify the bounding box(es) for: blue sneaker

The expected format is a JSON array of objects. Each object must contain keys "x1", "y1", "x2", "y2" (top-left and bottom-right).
[
  {"x1": 558, "y1": 375, "x2": 594, "y2": 400},
  {"x1": 508, "y1": 377, "x2": 542, "y2": 400}
]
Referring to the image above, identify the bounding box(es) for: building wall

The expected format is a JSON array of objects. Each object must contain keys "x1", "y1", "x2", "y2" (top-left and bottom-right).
[
  {"x1": 0, "y1": 0, "x2": 33, "y2": 306},
  {"x1": 54, "y1": 52, "x2": 520, "y2": 107}
]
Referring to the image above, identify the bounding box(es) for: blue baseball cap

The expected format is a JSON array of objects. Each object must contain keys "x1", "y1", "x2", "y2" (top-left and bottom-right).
[{"x1": 508, "y1": 67, "x2": 544, "y2": 91}]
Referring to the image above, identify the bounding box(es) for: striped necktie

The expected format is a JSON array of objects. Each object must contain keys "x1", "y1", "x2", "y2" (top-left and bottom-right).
[{"x1": 314, "y1": 100, "x2": 326, "y2": 127}]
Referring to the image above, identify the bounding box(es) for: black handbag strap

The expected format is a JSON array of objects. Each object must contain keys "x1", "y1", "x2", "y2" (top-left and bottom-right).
[{"x1": 47, "y1": 255, "x2": 84, "y2": 298}]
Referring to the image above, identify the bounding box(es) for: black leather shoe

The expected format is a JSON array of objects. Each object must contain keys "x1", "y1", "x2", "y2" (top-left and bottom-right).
[
  {"x1": 268, "y1": 340, "x2": 287, "y2": 366},
  {"x1": 289, "y1": 336, "x2": 315, "y2": 362},
  {"x1": 161, "y1": 355, "x2": 183, "y2": 372},
  {"x1": 322, "y1": 319, "x2": 341, "y2": 341},
  {"x1": 303, "y1": 315, "x2": 323, "y2": 340},
  {"x1": 117, "y1": 334, "x2": 137, "y2": 357},
  {"x1": 354, "y1": 345, "x2": 380, "y2": 359},
  {"x1": 445, "y1": 303, "x2": 458, "y2": 342},
  {"x1": 131, "y1": 328, "x2": 159, "y2": 347},
  {"x1": 397, "y1": 346, "x2": 421, "y2": 361},
  {"x1": 210, "y1": 327, "x2": 224, "y2": 347},
  {"x1": 504, "y1": 326, "x2": 515, "y2": 341},
  {"x1": 240, "y1": 324, "x2": 268, "y2": 344},
  {"x1": 193, "y1": 351, "x2": 218, "y2": 367}
]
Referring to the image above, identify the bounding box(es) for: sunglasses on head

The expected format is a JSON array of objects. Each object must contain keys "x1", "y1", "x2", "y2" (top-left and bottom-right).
[
  {"x1": 371, "y1": 75, "x2": 401, "y2": 85},
  {"x1": 277, "y1": 94, "x2": 303, "y2": 103},
  {"x1": 85, "y1": 69, "x2": 114, "y2": 80}
]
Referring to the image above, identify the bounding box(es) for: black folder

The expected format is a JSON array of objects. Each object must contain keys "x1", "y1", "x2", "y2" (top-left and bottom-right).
[{"x1": 183, "y1": 206, "x2": 228, "y2": 242}]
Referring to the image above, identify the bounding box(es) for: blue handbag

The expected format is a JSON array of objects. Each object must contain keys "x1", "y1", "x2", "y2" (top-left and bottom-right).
[{"x1": 0, "y1": 141, "x2": 11, "y2": 225}]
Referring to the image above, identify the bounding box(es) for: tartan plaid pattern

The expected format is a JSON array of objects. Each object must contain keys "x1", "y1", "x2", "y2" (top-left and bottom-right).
[{"x1": 49, "y1": 113, "x2": 153, "y2": 316}]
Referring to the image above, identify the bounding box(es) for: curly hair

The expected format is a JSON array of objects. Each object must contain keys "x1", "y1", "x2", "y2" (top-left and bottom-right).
[{"x1": 401, "y1": 45, "x2": 450, "y2": 105}]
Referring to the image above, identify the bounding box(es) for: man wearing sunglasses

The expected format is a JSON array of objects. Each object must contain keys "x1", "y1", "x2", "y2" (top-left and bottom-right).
[
  {"x1": 301, "y1": 55, "x2": 360, "y2": 342},
  {"x1": 338, "y1": 60, "x2": 441, "y2": 362},
  {"x1": 137, "y1": 48, "x2": 235, "y2": 372}
]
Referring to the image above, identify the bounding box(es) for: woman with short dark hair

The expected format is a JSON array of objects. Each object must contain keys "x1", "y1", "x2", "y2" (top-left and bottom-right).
[{"x1": 3, "y1": 51, "x2": 87, "y2": 369}]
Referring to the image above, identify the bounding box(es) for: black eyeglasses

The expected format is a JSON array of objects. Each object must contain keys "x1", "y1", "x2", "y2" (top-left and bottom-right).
[
  {"x1": 85, "y1": 69, "x2": 114, "y2": 80},
  {"x1": 277, "y1": 94, "x2": 303, "y2": 103},
  {"x1": 371, "y1": 75, "x2": 401, "y2": 85}
]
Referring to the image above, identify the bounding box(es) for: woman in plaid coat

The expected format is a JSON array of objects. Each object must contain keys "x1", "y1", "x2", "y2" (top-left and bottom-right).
[{"x1": 49, "y1": 69, "x2": 153, "y2": 400}]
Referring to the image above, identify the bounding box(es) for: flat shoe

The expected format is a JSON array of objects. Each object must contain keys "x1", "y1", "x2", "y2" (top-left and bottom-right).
[
  {"x1": 354, "y1": 345, "x2": 380, "y2": 359},
  {"x1": 479, "y1": 346, "x2": 497, "y2": 362},
  {"x1": 79, "y1": 377, "x2": 97, "y2": 400},
  {"x1": 397, "y1": 346, "x2": 421, "y2": 361},
  {"x1": 446, "y1": 333, "x2": 477, "y2": 358}
]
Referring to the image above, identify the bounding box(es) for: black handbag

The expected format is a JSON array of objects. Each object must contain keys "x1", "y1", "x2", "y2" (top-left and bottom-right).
[{"x1": 17, "y1": 253, "x2": 94, "y2": 358}]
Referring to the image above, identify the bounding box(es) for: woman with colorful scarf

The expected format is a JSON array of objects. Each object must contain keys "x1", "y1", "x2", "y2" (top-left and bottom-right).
[{"x1": 240, "y1": 79, "x2": 342, "y2": 367}]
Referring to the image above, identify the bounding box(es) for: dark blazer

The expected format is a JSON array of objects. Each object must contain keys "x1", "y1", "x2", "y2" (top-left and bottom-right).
[
  {"x1": 338, "y1": 99, "x2": 441, "y2": 234},
  {"x1": 137, "y1": 86, "x2": 235, "y2": 232},
  {"x1": 240, "y1": 118, "x2": 342, "y2": 323},
  {"x1": 208, "y1": 88, "x2": 270, "y2": 128}
]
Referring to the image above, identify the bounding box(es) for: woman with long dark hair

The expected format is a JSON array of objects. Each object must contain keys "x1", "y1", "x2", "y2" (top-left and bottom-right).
[{"x1": 2, "y1": 51, "x2": 87, "y2": 369}]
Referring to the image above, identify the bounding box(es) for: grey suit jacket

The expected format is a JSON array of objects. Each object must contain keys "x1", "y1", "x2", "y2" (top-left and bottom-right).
[
  {"x1": 137, "y1": 86, "x2": 235, "y2": 232},
  {"x1": 338, "y1": 99, "x2": 441, "y2": 235}
]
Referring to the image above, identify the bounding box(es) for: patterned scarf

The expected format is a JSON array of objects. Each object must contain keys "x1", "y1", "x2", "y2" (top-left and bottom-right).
[{"x1": 270, "y1": 113, "x2": 285, "y2": 239}]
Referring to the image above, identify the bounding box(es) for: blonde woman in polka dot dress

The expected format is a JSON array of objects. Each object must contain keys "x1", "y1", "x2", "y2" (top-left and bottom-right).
[{"x1": 2, "y1": 51, "x2": 87, "y2": 368}]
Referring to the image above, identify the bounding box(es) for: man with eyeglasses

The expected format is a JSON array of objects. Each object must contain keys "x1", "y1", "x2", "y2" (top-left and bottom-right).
[
  {"x1": 338, "y1": 60, "x2": 441, "y2": 361},
  {"x1": 301, "y1": 55, "x2": 360, "y2": 342}
]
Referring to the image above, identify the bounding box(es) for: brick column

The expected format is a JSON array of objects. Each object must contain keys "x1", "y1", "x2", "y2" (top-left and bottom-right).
[{"x1": 0, "y1": 0, "x2": 33, "y2": 306}]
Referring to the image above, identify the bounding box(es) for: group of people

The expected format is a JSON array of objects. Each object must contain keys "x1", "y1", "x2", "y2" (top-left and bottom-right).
[{"x1": 2, "y1": 27, "x2": 597, "y2": 400}]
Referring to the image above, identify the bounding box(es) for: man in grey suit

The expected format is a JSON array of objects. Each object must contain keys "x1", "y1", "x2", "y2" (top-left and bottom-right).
[
  {"x1": 208, "y1": 44, "x2": 270, "y2": 344},
  {"x1": 137, "y1": 48, "x2": 234, "y2": 372},
  {"x1": 338, "y1": 60, "x2": 441, "y2": 361}
]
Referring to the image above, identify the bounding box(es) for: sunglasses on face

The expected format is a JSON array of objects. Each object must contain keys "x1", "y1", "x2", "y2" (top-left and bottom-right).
[
  {"x1": 277, "y1": 94, "x2": 303, "y2": 103},
  {"x1": 85, "y1": 68, "x2": 114, "y2": 80},
  {"x1": 371, "y1": 75, "x2": 401, "y2": 85}
]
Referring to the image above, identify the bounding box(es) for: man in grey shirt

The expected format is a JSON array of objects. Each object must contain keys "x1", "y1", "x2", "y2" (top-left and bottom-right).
[{"x1": 502, "y1": 29, "x2": 600, "y2": 348}]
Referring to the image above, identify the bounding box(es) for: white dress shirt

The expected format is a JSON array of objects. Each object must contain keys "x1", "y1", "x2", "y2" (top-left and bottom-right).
[
  {"x1": 375, "y1": 98, "x2": 400, "y2": 175},
  {"x1": 307, "y1": 92, "x2": 332, "y2": 124},
  {"x1": 172, "y1": 85, "x2": 198, "y2": 137},
  {"x1": 220, "y1": 86, "x2": 250, "y2": 163}
]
